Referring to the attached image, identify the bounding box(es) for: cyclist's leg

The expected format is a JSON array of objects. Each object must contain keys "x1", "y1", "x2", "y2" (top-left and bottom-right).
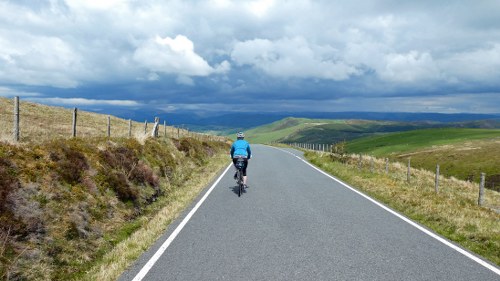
[
  {"x1": 242, "y1": 159, "x2": 248, "y2": 186},
  {"x1": 232, "y1": 158, "x2": 238, "y2": 179}
]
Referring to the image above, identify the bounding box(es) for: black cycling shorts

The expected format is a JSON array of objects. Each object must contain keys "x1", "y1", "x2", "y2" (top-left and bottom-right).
[{"x1": 232, "y1": 158, "x2": 249, "y2": 176}]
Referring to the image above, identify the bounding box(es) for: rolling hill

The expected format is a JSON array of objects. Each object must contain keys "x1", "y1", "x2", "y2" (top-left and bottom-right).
[
  {"x1": 240, "y1": 117, "x2": 500, "y2": 144},
  {"x1": 344, "y1": 128, "x2": 500, "y2": 189},
  {"x1": 241, "y1": 117, "x2": 500, "y2": 189}
]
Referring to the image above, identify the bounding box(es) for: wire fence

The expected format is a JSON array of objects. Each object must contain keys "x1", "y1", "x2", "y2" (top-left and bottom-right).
[
  {"x1": 284, "y1": 142, "x2": 500, "y2": 205},
  {"x1": 0, "y1": 97, "x2": 226, "y2": 144}
]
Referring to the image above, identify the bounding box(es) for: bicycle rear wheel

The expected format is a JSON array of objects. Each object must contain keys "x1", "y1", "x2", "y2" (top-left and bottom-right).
[{"x1": 237, "y1": 170, "x2": 243, "y2": 197}]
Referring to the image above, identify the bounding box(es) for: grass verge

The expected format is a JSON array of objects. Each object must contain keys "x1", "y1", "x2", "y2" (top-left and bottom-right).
[
  {"x1": 82, "y1": 154, "x2": 229, "y2": 281},
  {"x1": 0, "y1": 136, "x2": 230, "y2": 280},
  {"x1": 305, "y1": 151, "x2": 500, "y2": 266}
]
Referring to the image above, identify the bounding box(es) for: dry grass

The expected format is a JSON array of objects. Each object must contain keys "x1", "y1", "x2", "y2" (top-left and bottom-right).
[
  {"x1": 83, "y1": 154, "x2": 229, "y2": 281},
  {"x1": 392, "y1": 139, "x2": 500, "y2": 190},
  {"x1": 0, "y1": 97, "x2": 220, "y2": 143},
  {"x1": 306, "y1": 151, "x2": 500, "y2": 266}
]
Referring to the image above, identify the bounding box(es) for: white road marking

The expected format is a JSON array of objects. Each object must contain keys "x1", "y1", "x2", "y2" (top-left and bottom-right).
[
  {"x1": 273, "y1": 146, "x2": 500, "y2": 276},
  {"x1": 132, "y1": 163, "x2": 233, "y2": 281}
]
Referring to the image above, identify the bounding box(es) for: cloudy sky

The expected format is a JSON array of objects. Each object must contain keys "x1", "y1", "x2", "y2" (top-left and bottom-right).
[{"x1": 1, "y1": 0, "x2": 500, "y2": 119}]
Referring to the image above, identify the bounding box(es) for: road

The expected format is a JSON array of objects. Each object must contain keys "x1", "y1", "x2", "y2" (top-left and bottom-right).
[{"x1": 119, "y1": 145, "x2": 499, "y2": 281}]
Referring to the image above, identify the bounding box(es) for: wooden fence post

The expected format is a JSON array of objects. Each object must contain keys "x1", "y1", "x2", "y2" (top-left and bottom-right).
[
  {"x1": 72, "y1": 108, "x2": 77, "y2": 138},
  {"x1": 385, "y1": 158, "x2": 389, "y2": 174},
  {"x1": 177, "y1": 127, "x2": 180, "y2": 139},
  {"x1": 370, "y1": 157, "x2": 374, "y2": 173},
  {"x1": 407, "y1": 158, "x2": 411, "y2": 183},
  {"x1": 478, "y1": 173, "x2": 485, "y2": 206},
  {"x1": 107, "y1": 116, "x2": 111, "y2": 138},
  {"x1": 144, "y1": 120, "x2": 148, "y2": 135},
  {"x1": 358, "y1": 155, "x2": 362, "y2": 170},
  {"x1": 164, "y1": 120, "x2": 167, "y2": 137},
  {"x1": 13, "y1": 96, "x2": 20, "y2": 142},
  {"x1": 435, "y1": 164, "x2": 440, "y2": 193},
  {"x1": 152, "y1": 117, "x2": 160, "y2": 137},
  {"x1": 128, "y1": 119, "x2": 132, "y2": 138}
]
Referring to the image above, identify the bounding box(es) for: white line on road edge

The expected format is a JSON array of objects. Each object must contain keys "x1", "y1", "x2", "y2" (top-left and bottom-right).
[
  {"x1": 273, "y1": 147, "x2": 500, "y2": 276},
  {"x1": 132, "y1": 163, "x2": 233, "y2": 281}
]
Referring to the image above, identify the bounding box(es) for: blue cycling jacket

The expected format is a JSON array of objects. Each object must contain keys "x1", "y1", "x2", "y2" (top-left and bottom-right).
[{"x1": 230, "y1": 139, "x2": 251, "y2": 158}]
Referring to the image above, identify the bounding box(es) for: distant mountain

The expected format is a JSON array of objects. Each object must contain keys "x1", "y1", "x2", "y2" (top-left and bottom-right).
[{"x1": 161, "y1": 111, "x2": 500, "y2": 133}]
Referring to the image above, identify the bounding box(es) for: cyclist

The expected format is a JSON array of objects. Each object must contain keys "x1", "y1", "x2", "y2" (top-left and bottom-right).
[{"x1": 230, "y1": 132, "x2": 252, "y2": 188}]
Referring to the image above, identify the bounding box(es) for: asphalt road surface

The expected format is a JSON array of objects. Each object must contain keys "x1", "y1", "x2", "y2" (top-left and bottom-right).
[{"x1": 119, "y1": 145, "x2": 499, "y2": 281}]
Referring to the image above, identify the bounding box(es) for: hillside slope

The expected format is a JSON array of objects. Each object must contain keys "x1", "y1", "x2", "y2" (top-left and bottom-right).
[
  {"x1": 345, "y1": 128, "x2": 500, "y2": 189},
  {"x1": 0, "y1": 98, "x2": 230, "y2": 280},
  {"x1": 0, "y1": 97, "x2": 194, "y2": 143},
  {"x1": 241, "y1": 116, "x2": 500, "y2": 144},
  {"x1": 0, "y1": 136, "x2": 229, "y2": 280}
]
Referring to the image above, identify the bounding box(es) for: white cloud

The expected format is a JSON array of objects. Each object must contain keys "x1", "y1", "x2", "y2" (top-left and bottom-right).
[
  {"x1": 64, "y1": 0, "x2": 129, "y2": 11},
  {"x1": 0, "y1": 0, "x2": 499, "y2": 113},
  {"x1": 246, "y1": 0, "x2": 275, "y2": 17},
  {"x1": 0, "y1": 87, "x2": 42, "y2": 97},
  {"x1": 29, "y1": 97, "x2": 140, "y2": 106},
  {"x1": 441, "y1": 44, "x2": 500, "y2": 83},
  {"x1": 134, "y1": 35, "x2": 227, "y2": 77},
  {"x1": 231, "y1": 37, "x2": 360, "y2": 80},
  {"x1": 176, "y1": 75, "x2": 195, "y2": 86},
  {"x1": 379, "y1": 51, "x2": 441, "y2": 82},
  {"x1": 147, "y1": 72, "x2": 160, "y2": 81},
  {"x1": 0, "y1": 30, "x2": 86, "y2": 88},
  {"x1": 214, "y1": 60, "x2": 231, "y2": 74}
]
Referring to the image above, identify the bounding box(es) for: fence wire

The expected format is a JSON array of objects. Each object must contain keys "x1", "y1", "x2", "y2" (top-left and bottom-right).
[{"x1": 0, "y1": 98, "x2": 224, "y2": 144}]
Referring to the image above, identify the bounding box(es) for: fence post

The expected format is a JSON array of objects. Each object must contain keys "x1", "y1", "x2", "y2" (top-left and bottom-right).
[
  {"x1": 13, "y1": 96, "x2": 20, "y2": 142},
  {"x1": 478, "y1": 173, "x2": 485, "y2": 206},
  {"x1": 107, "y1": 116, "x2": 111, "y2": 138},
  {"x1": 144, "y1": 120, "x2": 148, "y2": 135},
  {"x1": 177, "y1": 127, "x2": 180, "y2": 139},
  {"x1": 370, "y1": 157, "x2": 374, "y2": 173},
  {"x1": 152, "y1": 117, "x2": 160, "y2": 137},
  {"x1": 385, "y1": 158, "x2": 389, "y2": 174},
  {"x1": 72, "y1": 108, "x2": 77, "y2": 137},
  {"x1": 128, "y1": 119, "x2": 132, "y2": 138},
  {"x1": 435, "y1": 164, "x2": 440, "y2": 193},
  {"x1": 164, "y1": 120, "x2": 167, "y2": 137},
  {"x1": 358, "y1": 155, "x2": 362, "y2": 170},
  {"x1": 407, "y1": 158, "x2": 411, "y2": 183}
]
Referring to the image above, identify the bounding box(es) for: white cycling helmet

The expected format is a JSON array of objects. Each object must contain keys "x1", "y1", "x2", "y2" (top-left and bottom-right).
[{"x1": 236, "y1": 132, "x2": 245, "y2": 138}]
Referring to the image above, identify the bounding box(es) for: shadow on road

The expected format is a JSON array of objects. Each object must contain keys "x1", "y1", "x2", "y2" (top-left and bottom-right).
[{"x1": 228, "y1": 185, "x2": 247, "y2": 196}]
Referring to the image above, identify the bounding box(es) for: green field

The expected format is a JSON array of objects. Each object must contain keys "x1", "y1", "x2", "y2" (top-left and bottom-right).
[
  {"x1": 345, "y1": 128, "x2": 500, "y2": 189},
  {"x1": 241, "y1": 117, "x2": 424, "y2": 144},
  {"x1": 346, "y1": 128, "x2": 500, "y2": 155},
  {"x1": 238, "y1": 117, "x2": 500, "y2": 188},
  {"x1": 239, "y1": 116, "x2": 500, "y2": 145}
]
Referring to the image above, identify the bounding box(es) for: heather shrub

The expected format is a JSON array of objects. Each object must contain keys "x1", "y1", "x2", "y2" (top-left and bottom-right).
[
  {"x1": 98, "y1": 145, "x2": 138, "y2": 176},
  {"x1": 0, "y1": 135, "x2": 229, "y2": 280},
  {"x1": 0, "y1": 158, "x2": 19, "y2": 213},
  {"x1": 48, "y1": 141, "x2": 89, "y2": 184},
  {"x1": 102, "y1": 170, "x2": 138, "y2": 202},
  {"x1": 130, "y1": 161, "x2": 159, "y2": 187}
]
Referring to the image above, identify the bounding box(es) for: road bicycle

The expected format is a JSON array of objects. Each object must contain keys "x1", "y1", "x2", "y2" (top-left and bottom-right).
[{"x1": 234, "y1": 157, "x2": 246, "y2": 197}]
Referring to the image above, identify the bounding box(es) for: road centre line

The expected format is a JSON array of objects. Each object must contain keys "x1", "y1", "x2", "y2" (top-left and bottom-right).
[
  {"x1": 272, "y1": 146, "x2": 500, "y2": 276},
  {"x1": 132, "y1": 163, "x2": 233, "y2": 281}
]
